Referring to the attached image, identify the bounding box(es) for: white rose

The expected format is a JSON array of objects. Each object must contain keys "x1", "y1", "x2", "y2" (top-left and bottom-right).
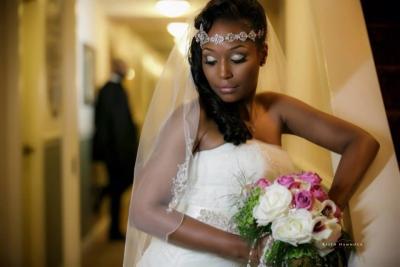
[
  {"x1": 253, "y1": 183, "x2": 292, "y2": 226},
  {"x1": 312, "y1": 216, "x2": 342, "y2": 256},
  {"x1": 271, "y1": 209, "x2": 313, "y2": 246}
]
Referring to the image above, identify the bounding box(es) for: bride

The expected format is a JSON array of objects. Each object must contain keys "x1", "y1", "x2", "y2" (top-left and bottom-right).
[{"x1": 123, "y1": 0, "x2": 379, "y2": 266}]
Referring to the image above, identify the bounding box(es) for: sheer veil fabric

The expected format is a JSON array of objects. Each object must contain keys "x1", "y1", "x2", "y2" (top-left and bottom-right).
[{"x1": 123, "y1": 9, "x2": 286, "y2": 267}]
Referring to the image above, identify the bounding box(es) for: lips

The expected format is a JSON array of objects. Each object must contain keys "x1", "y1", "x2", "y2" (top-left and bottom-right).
[{"x1": 218, "y1": 85, "x2": 238, "y2": 94}]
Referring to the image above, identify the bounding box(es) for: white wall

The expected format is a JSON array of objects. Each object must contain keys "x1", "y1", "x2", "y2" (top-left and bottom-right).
[
  {"x1": 270, "y1": 0, "x2": 400, "y2": 265},
  {"x1": 62, "y1": 0, "x2": 80, "y2": 266},
  {"x1": 263, "y1": 0, "x2": 334, "y2": 184},
  {"x1": 283, "y1": 0, "x2": 335, "y2": 185},
  {"x1": 311, "y1": 1, "x2": 400, "y2": 266},
  {"x1": 77, "y1": 0, "x2": 110, "y2": 139}
]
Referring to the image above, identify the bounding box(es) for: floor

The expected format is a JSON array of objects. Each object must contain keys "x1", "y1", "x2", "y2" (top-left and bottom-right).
[
  {"x1": 81, "y1": 189, "x2": 131, "y2": 267},
  {"x1": 82, "y1": 238, "x2": 125, "y2": 267}
]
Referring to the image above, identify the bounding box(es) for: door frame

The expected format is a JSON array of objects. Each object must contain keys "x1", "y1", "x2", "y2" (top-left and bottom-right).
[{"x1": 0, "y1": 0, "x2": 23, "y2": 266}]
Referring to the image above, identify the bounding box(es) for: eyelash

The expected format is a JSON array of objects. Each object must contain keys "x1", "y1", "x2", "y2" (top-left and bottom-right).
[
  {"x1": 204, "y1": 55, "x2": 247, "y2": 65},
  {"x1": 232, "y1": 55, "x2": 246, "y2": 63},
  {"x1": 205, "y1": 58, "x2": 217, "y2": 65}
]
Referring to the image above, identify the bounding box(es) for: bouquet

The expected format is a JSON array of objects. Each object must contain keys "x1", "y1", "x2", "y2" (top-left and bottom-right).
[{"x1": 233, "y1": 172, "x2": 354, "y2": 267}]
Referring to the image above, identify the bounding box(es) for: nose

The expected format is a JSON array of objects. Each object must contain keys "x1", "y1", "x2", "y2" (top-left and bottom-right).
[{"x1": 219, "y1": 58, "x2": 233, "y2": 79}]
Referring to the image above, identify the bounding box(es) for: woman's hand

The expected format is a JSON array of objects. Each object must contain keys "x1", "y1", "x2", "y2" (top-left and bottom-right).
[{"x1": 247, "y1": 234, "x2": 272, "y2": 266}]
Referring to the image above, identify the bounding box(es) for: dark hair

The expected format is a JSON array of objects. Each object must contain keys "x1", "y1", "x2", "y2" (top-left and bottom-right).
[{"x1": 189, "y1": 0, "x2": 267, "y2": 145}]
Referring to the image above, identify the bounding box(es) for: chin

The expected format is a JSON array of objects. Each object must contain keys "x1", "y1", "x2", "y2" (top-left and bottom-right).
[
  {"x1": 218, "y1": 91, "x2": 253, "y2": 104},
  {"x1": 218, "y1": 94, "x2": 241, "y2": 103}
]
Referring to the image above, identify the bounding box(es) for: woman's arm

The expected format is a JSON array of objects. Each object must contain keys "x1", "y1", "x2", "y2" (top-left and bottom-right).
[
  {"x1": 131, "y1": 107, "x2": 251, "y2": 262},
  {"x1": 327, "y1": 132, "x2": 379, "y2": 208},
  {"x1": 264, "y1": 92, "x2": 380, "y2": 208},
  {"x1": 168, "y1": 215, "x2": 250, "y2": 261}
]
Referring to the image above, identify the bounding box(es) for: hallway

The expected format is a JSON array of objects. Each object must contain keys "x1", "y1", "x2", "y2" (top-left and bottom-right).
[
  {"x1": 82, "y1": 235, "x2": 125, "y2": 267},
  {"x1": 2, "y1": 0, "x2": 400, "y2": 266},
  {"x1": 81, "y1": 189, "x2": 131, "y2": 267}
]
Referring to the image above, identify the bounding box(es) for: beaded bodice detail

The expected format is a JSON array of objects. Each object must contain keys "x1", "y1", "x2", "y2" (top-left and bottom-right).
[{"x1": 177, "y1": 140, "x2": 297, "y2": 233}]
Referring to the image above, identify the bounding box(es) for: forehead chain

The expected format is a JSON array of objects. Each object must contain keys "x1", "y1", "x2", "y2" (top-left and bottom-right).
[{"x1": 195, "y1": 23, "x2": 264, "y2": 47}]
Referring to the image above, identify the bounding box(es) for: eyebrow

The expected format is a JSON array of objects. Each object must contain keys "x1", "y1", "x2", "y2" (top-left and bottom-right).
[{"x1": 203, "y1": 44, "x2": 246, "y2": 52}]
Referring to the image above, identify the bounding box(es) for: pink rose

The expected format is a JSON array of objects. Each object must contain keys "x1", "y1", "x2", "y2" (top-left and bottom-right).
[
  {"x1": 255, "y1": 178, "x2": 271, "y2": 189},
  {"x1": 277, "y1": 175, "x2": 295, "y2": 188},
  {"x1": 310, "y1": 184, "x2": 328, "y2": 202},
  {"x1": 294, "y1": 190, "x2": 313, "y2": 210},
  {"x1": 299, "y1": 172, "x2": 322, "y2": 185}
]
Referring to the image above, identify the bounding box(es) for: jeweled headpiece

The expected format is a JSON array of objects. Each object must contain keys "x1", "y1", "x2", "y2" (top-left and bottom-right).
[{"x1": 195, "y1": 23, "x2": 264, "y2": 47}]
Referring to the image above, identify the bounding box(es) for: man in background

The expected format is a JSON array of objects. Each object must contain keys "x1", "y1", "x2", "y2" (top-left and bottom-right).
[{"x1": 92, "y1": 58, "x2": 138, "y2": 241}]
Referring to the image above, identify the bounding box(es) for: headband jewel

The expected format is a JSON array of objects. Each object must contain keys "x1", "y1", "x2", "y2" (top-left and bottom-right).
[{"x1": 195, "y1": 23, "x2": 264, "y2": 47}]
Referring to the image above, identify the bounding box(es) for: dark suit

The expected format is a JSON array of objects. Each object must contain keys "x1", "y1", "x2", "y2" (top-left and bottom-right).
[{"x1": 92, "y1": 78, "x2": 138, "y2": 239}]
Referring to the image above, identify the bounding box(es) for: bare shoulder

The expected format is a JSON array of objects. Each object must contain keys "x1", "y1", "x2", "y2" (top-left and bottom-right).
[
  {"x1": 166, "y1": 104, "x2": 222, "y2": 152},
  {"x1": 255, "y1": 91, "x2": 328, "y2": 123},
  {"x1": 193, "y1": 106, "x2": 209, "y2": 149},
  {"x1": 254, "y1": 91, "x2": 295, "y2": 120},
  {"x1": 195, "y1": 105, "x2": 225, "y2": 151},
  {"x1": 254, "y1": 91, "x2": 280, "y2": 107},
  {"x1": 197, "y1": 106, "x2": 208, "y2": 137},
  {"x1": 255, "y1": 91, "x2": 300, "y2": 110}
]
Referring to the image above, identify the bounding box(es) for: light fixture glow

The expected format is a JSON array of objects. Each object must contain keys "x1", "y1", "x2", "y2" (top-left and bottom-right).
[
  {"x1": 167, "y1": 22, "x2": 188, "y2": 39},
  {"x1": 155, "y1": 0, "x2": 190, "y2": 18},
  {"x1": 176, "y1": 37, "x2": 190, "y2": 55},
  {"x1": 126, "y1": 68, "x2": 136, "y2": 80},
  {"x1": 143, "y1": 55, "x2": 163, "y2": 77}
]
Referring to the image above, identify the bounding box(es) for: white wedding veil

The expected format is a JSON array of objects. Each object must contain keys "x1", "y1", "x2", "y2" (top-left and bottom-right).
[{"x1": 123, "y1": 1, "x2": 286, "y2": 266}]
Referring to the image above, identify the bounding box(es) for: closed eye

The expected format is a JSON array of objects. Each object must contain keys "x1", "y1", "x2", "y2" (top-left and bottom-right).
[
  {"x1": 231, "y1": 53, "x2": 246, "y2": 63},
  {"x1": 204, "y1": 55, "x2": 217, "y2": 65}
]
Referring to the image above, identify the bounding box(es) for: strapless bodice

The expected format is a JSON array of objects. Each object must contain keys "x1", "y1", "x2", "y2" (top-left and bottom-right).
[
  {"x1": 138, "y1": 140, "x2": 298, "y2": 267},
  {"x1": 177, "y1": 139, "x2": 298, "y2": 233}
]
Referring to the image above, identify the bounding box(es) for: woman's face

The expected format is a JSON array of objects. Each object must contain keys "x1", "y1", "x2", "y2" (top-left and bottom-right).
[{"x1": 201, "y1": 19, "x2": 265, "y2": 103}]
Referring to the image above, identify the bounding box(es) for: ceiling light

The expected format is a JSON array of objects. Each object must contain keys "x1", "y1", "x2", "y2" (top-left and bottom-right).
[
  {"x1": 155, "y1": 0, "x2": 191, "y2": 18},
  {"x1": 126, "y1": 68, "x2": 136, "y2": 80},
  {"x1": 143, "y1": 55, "x2": 163, "y2": 77},
  {"x1": 167, "y1": 22, "x2": 188, "y2": 39}
]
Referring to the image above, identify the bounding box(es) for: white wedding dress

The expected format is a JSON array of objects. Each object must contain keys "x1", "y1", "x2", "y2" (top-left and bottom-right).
[{"x1": 137, "y1": 139, "x2": 297, "y2": 267}]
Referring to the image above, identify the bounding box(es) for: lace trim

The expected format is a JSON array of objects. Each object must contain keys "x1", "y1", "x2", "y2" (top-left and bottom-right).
[
  {"x1": 167, "y1": 138, "x2": 194, "y2": 212},
  {"x1": 196, "y1": 209, "x2": 238, "y2": 234}
]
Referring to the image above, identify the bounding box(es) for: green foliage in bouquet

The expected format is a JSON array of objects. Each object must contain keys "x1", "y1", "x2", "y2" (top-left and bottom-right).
[
  {"x1": 263, "y1": 230, "x2": 355, "y2": 267},
  {"x1": 264, "y1": 241, "x2": 324, "y2": 267},
  {"x1": 233, "y1": 187, "x2": 271, "y2": 242},
  {"x1": 323, "y1": 230, "x2": 355, "y2": 267}
]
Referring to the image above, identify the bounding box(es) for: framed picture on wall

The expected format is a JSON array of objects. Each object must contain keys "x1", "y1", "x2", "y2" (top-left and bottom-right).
[
  {"x1": 83, "y1": 44, "x2": 96, "y2": 104},
  {"x1": 46, "y1": 0, "x2": 63, "y2": 117}
]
